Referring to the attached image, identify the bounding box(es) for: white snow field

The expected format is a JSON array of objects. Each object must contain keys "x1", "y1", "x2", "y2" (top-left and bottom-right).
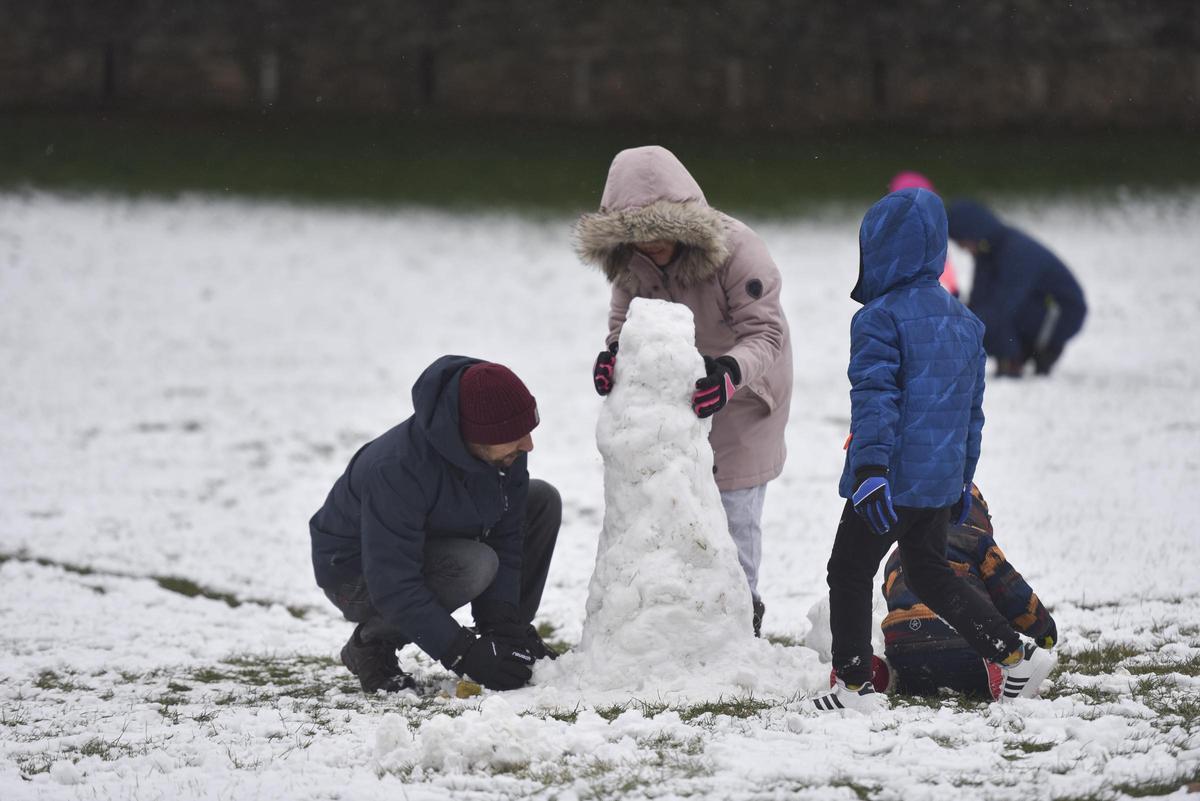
[{"x1": 1, "y1": 190, "x2": 1198, "y2": 800}]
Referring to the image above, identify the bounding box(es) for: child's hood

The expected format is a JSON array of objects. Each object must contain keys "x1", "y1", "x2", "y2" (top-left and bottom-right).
[
  {"x1": 947, "y1": 199, "x2": 1006, "y2": 244},
  {"x1": 851, "y1": 188, "x2": 948, "y2": 304}
]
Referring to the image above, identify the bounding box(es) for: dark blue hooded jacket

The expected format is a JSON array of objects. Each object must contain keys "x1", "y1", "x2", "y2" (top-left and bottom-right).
[
  {"x1": 947, "y1": 200, "x2": 1087, "y2": 361},
  {"x1": 309, "y1": 355, "x2": 528, "y2": 661},
  {"x1": 839, "y1": 188, "x2": 987, "y2": 508}
]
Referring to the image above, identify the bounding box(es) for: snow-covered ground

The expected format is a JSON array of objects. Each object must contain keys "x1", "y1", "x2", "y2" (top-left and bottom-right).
[{"x1": 1, "y1": 190, "x2": 1198, "y2": 800}]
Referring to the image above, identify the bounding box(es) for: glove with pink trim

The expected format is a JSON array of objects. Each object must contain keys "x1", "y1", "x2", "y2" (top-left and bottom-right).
[
  {"x1": 593, "y1": 342, "x2": 618, "y2": 396},
  {"x1": 692, "y1": 356, "x2": 741, "y2": 418}
]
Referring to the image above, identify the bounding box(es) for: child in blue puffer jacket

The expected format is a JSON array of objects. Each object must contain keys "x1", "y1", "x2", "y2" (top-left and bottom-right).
[{"x1": 811, "y1": 189, "x2": 1056, "y2": 714}]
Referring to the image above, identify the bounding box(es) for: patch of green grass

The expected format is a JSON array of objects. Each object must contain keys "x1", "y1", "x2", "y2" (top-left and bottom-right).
[
  {"x1": 538, "y1": 705, "x2": 582, "y2": 724},
  {"x1": 595, "y1": 699, "x2": 671, "y2": 722},
  {"x1": 827, "y1": 778, "x2": 876, "y2": 800},
  {"x1": 16, "y1": 753, "x2": 53, "y2": 777},
  {"x1": 0, "y1": 707, "x2": 28, "y2": 727},
  {"x1": 1115, "y1": 769, "x2": 1200, "y2": 798},
  {"x1": 1058, "y1": 643, "x2": 1143, "y2": 675},
  {"x1": 1133, "y1": 676, "x2": 1200, "y2": 728},
  {"x1": 5, "y1": 112, "x2": 1200, "y2": 216},
  {"x1": 677, "y1": 695, "x2": 774, "y2": 722},
  {"x1": 190, "y1": 667, "x2": 233, "y2": 684},
  {"x1": 1046, "y1": 684, "x2": 1123, "y2": 706},
  {"x1": 766, "y1": 633, "x2": 801, "y2": 647},
  {"x1": 535, "y1": 621, "x2": 572, "y2": 656},
  {"x1": 33, "y1": 670, "x2": 88, "y2": 692},
  {"x1": 891, "y1": 692, "x2": 991, "y2": 712},
  {"x1": 1003, "y1": 740, "x2": 1057, "y2": 760},
  {"x1": 72, "y1": 736, "x2": 132, "y2": 761},
  {"x1": 1127, "y1": 654, "x2": 1200, "y2": 678},
  {"x1": 0, "y1": 551, "x2": 311, "y2": 618},
  {"x1": 154, "y1": 575, "x2": 243, "y2": 608}
]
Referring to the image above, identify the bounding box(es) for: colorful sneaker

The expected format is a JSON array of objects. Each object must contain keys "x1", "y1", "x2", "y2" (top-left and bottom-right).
[
  {"x1": 998, "y1": 644, "x2": 1055, "y2": 702},
  {"x1": 811, "y1": 678, "x2": 889, "y2": 714},
  {"x1": 828, "y1": 656, "x2": 894, "y2": 694},
  {"x1": 986, "y1": 660, "x2": 1004, "y2": 701}
]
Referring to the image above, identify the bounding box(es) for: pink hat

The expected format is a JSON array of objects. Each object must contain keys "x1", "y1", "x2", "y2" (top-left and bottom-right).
[{"x1": 888, "y1": 171, "x2": 935, "y2": 193}]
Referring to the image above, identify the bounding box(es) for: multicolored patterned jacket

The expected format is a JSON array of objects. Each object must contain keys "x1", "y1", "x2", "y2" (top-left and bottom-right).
[{"x1": 881, "y1": 486, "x2": 1055, "y2": 657}]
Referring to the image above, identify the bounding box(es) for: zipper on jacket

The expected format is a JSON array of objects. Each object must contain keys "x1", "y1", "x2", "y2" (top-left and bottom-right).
[{"x1": 480, "y1": 468, "x2": 510, "y2": 540}]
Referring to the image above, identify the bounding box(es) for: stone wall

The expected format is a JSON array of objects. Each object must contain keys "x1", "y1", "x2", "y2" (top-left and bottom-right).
[{"x1": 2, "y1": 0, "x2": 1196, "y2": 129}]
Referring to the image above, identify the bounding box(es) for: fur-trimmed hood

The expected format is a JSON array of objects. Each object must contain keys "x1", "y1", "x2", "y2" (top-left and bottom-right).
[{"x1": 573, "y1": 146, "x2": 731, "y2": 288}]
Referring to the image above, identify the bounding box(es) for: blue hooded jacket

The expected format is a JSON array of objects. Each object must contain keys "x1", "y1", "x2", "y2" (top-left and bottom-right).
[
  {"x1": 309, "y1": 355, "x2": 528, "y2": 661},
  {"x1": 839, "y1": 189, "x2": 987, "y2": 508},
  {"x1": 947, "y1": 200, "x2": 1087, "y2": 360}
]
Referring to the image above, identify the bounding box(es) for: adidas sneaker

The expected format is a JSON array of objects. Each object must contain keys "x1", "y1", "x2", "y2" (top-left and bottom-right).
[
  {"x1": 811, "y1": 678, "x2": 890, "y2": 714},
  {"x1": 998, "y1": 643, "x2": 1056, "y2": 702}
]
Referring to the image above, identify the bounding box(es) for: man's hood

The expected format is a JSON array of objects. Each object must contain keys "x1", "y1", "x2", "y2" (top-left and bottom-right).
[
  {"x1": 411, "y1": 355, "x2": 485, "y2": 472},
  {"x1": 947, "y1": 199, "x2": 1006, "y2": 244},
  {"x1": 852, "y1": 188, "x2": 948, "y2": 304},
  {"x1": 573, "y1": 145, "x2": 730, "y2": 288}
]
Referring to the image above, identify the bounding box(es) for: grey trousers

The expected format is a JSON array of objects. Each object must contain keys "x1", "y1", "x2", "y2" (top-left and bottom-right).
[
  {"x1": 324, "y1": 478, "x2": 562, "y2": 646},
  {"x1": 720, "y1": 483, "x2": 767, "y2": 602}
]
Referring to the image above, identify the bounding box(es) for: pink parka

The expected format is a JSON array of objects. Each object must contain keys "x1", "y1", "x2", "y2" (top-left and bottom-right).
[{"x1": 573, "y1": 146, "x2": 793, "y2": 491}]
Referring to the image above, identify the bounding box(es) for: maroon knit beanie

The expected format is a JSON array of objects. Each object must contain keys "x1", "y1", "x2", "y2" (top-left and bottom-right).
[{"x1": 458, "y1": 362, "x2": 539, "y2": 445}]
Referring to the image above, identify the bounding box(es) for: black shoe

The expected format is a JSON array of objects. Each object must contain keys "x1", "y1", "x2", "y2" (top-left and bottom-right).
[
  {"x1": 1033, "y1": 346, "x2": 1062, "y2": 376},
  {"x1": 340, "y1": 625, "x2": 416, "y2": 694},
  {"x1": 752, "y1": 599, "x2": 766, "y2": 638}
]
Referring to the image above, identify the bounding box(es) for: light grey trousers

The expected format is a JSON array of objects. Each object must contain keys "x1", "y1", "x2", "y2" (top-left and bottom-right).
[{"x1": 720, "y1": 482, "x2": 768, "y2": 602}]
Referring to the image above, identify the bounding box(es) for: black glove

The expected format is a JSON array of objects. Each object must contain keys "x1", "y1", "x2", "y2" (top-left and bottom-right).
[
  {"x1": 692, "y1": 355, "x2": 741, "y2": 418},
  {"x1": 440, "y1": 629, "x2": 534, "y2": 691},
  {"x1": 473, "y1": 600, "x2": 558, "y2": 661},
  {"x1": 593, "y1": 341, "x2": 618, "y2": 396},
  {"x1": 484, "y1": 621, "x2": 559, "y2": 661}
]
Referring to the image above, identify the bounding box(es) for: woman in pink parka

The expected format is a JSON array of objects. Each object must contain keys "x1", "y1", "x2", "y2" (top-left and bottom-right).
[{"x1": 574, "y1": 145, "x2": 793, "y2": 637}]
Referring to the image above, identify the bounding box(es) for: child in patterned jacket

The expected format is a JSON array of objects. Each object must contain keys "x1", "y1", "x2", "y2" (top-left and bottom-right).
[{"x1": 878, "y1": 484, "x2": 1057, "y2": 700}]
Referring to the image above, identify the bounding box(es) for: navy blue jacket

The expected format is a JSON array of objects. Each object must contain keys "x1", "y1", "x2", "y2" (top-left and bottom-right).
[
  {"x1": 839, "y1": 188, "x2": 987, "y2": 508},
  {"x1": 309, "y1": 356, "x2": 527, "y2": 661},
  {"x1": 947, "y1": 200, "x2": 1087, "y2": 360}
]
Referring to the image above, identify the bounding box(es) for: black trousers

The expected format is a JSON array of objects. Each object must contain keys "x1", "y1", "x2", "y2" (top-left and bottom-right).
[
  {"x1": 827, "y1": 500, "x2": 1020, "y2": 686},
  {"x1": 325, "y1": 478, "x2": 562, "y2": 647}
]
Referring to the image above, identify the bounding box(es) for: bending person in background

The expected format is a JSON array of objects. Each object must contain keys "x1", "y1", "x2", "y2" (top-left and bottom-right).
[
  {"x1": 888, "y1": 171, "x2": 959, "y2": 297},
  {"x1": 574, "y1": 145, "x2": 793, "y2": 638},
  {"x1": 948, "y1": 199, "x2": 1087, "y2": 377},
  {"x1": 880, "y1": 484, "x2": 1058, "y2": 701}
]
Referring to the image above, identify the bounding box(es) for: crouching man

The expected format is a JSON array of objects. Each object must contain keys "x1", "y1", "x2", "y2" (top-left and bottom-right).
[{"x1": 310, "y1": 356, "x2": 561, "y2": 694}]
